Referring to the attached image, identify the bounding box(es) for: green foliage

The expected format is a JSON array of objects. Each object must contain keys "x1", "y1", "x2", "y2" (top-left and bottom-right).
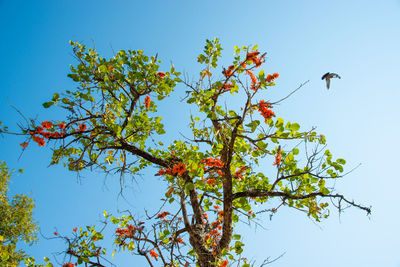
[
  {"x1": 0, "y1": 161, "x2": 39, "y2": 266},
  {"x1": 17, "y1": 39, "x2": 369, "y2": 266}
]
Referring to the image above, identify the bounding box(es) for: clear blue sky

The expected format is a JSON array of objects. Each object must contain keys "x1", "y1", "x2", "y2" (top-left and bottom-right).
[{"x1": 1, "y1": 0, "x2": 399, "y2": 266}]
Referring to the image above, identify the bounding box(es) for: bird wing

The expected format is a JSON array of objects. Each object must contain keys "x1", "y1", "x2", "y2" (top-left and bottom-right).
[
  {"x1": 321, "y1": 73, "x2": 329, "y2": 80},
  {"x1": 330, "y1": 73, "x2": 341, "y2": 79},
  {"x1": 325, "y1": 78, "x2": 330, "y2": 89}
]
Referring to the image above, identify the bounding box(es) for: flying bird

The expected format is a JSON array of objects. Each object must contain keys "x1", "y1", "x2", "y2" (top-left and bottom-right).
[{"x1": 321, "y1": 72, "x2": 341, "y2": 89}]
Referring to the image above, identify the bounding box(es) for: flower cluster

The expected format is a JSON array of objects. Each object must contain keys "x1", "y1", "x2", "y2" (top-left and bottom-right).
[
  {"x1": 144, "y1": 96, "x2": 151, "y2": 110},
  {"x1": 258, "y1": 100, "x2": 275, "y2": 121},
  {"x1": 201, "y1": 157, "x2": 224, "y2": 169},
  {"x1": 234, "y1": 166, "x2": 248, "y2": 179},
  {"x1": 206, "y1": 178, "x2": 216, "y2": 186},
  {"x1": 41, "y1": 121, "x2": 52, "y2": 129},
  {"x1": 78, "y1": 123, "x2": 87, "y2": 132},
  {"x1": 219, "y1": 83, "x2": 234, "y2": 93},
  {"x1": 222, "y1": 65, "x2": 235, "y2": 78},
  {"x1": 173, "y1": 236, "x2": 184, "y2": 244},
  {"x1": 246, "y1": 51, "x2": 264, "y2": 67},
  {"x1": 157, "y1": 72, "x2": 166, "y2": 78},
  {"x1": 202, "y1": 157, "x2": 225, "y2": 179},
  {"x1": 220, "y1": 260, "x2": 229, "y2": 267},
  {"x1": 273, "y1": 147, "x2": 282, "y2": 166},
  {"x1": 203, "y1": 206, "x2": 224, "y2": 249},
  {"x1": 157, "y1": 162, "x2": 187, "y2": 176},
  {"x1": 115, "y1": 224, "x2": 136, "y2": 238},
  {"x1": 157, "y1": 211, "x2": 170, "y2": 221},
  {"x1": 26, "y1": 120, "x2": 89, "y2": 148},
  {"x1": 245, "y1": 70, "x2": 258, "y2": 91},
  {"x1": 28, "y1": 123, "x2": 65, "y2": 147},
  {"x1": 266, "y1": 73, "x2": 279, "y2": 83},
  {"x1": 62, "y1": 263, "x2": 75, "y2": 267},
  {"x1": 20, "y1": 142, "x2": 29, "y2": 149},
  {"x1": 149, "y1": 249, "x2": 159, "y2": 260}
]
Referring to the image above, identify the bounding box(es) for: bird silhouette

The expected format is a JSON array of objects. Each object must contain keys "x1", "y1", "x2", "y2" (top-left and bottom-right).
[{"x1": 321, "y1": 72, "x2": 341, "y2": 89}]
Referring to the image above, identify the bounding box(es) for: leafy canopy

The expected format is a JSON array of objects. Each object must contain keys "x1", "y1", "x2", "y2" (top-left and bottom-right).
[
  {"x1": 17, "y1": 39, "x2": 370, "y2": 267},
  {"x1": 0, "y1": 161, "x2": 38, "y2": 266}
]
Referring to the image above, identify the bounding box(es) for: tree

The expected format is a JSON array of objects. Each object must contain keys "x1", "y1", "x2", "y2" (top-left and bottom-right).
[
  {"x1": 17, "y1": 39, "x2": 370, "y2": 266},
  {"x1": 0, "y1": 160, "x2": 39, "y2": 266}
]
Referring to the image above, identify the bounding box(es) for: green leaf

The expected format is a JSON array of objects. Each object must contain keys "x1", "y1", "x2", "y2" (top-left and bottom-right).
[
  {"x1": 233, "y1": 234, "x2": 241, "y2": 240},
  {"x1": 127, "y1": 241, "x2": 135, "y2": 250},
  {"x1": 275, "y1": 118, "x2": 284, "y2": 127},
  {"x1": 286, "y1": 153, "x2": 294, "y2": 162},
  {"x1": 99, "y1": 65, "x2": 107, "y2": 73},
  {"x1": 52, "y1": 93, "x2": 60, "y2": 101},
  {"x1": 337, "y1": 158, "x2": 346, "y2": 164},
  {"x1": 42, "y1": 101, "x2": 54, "y2": 108},
  {"x1": 290, "y1": 123, "x2": 300, "y2": 131},
  {"x1": 186, "y1": 183, "x2": 194, "y2": 191}
]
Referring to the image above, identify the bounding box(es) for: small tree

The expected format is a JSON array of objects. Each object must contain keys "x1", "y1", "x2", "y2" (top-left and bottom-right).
[
  {"x1": 18, "y1": 39, "x2": 370, "y2": 266},
  {"x1": 0, "y1": 160, "x2": 39, "y2": 266}
]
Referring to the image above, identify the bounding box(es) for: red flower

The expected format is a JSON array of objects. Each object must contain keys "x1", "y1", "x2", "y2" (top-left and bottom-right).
[
  {"x1": 246, "y1": 51, "x2": 264, "y2": 68},
  {"x1": 222, "y1": 65, "x2": 235, "y2": 78},
  {"x1": 273, "y1": 147, "x2": 282, "y2": 166},
  {"x1": 157, "y1": 72, "x2": 166, "y2": 78},
  {"x1": 157, "y1": 211, "x2": 170, "y2": 219},
  {"x1": 172, "y1": 163, "x2": 186, "y2": 175},
  {"x1": 36, "y1": 126, "x2": 44, "y2": 134},
  {"x1": 266, "y1": 73, "x2": 279, "y2": 83},
  {"x1": 59, "y1": 122, "x2": 66, "y2": 129},
  {"x1": 218, "y1": 210, "x2": 224, "y2": 218},
  {"x1": 234, "y1": 166, "x2": 248, "y2": 179},
  {"x1": 32, "y1": 136, "x2": 45, "y2": 146},
  {"x1": 78, "y1": 123, "x2": 87, "y2": 132},
  {"x1": 201, "y1": 157, "x2": 224, "y2": 168},
  {"x1": 149, "y1": 249, "x2": 159, "y2": 260},
  {"x1": 20, "y1": 142, "x2": 29, "y2": 149},
  {"x1": 62, "y1": 263, "x2": 74, "y2": 267},
  {"x1": 206, "y1": 178, "x2": 216, "y2": 185},
  {"x1": 220, "y1": 260, "x2": 229, "y2": 267},
  {"x1": 42, "y1": 132, "x2": 51, "y2": 139},
  {"x1": 157, "y1": 169, "x2": 167, "y2": 176},
  {"x1": 54, "y1": 231, "x2": 58, "y2": 235},
  {"x1": 258, "y1": 100, "x2": 275, "y2": 121},
  {"x1": 175, "y1": 237, "x2": 183, "y2": 244},
  {"x1": 73, "y1": 227, "x2": 78, "y2": 232},
  {"x1": 220, "y1": 83, "x2": 233, "y2": 92},
  {"x1": 144, "y1": 96, "x2": 151, "y2": 110},
  {"x1": 115, "y1": 224, "x2": 135, "y2": 238},
  {"x1": 50, "y1": 132, "x2": 61, "y2": 138},
  {"x1": 246, "y1": 51, "x2": 260, "y2": 60},
  {"x1": 41, "y1": 121, "x2": 52, "y2": 129},
  {"x1": 245, "y1": 70, "x2": 258, "y2": 91}
]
